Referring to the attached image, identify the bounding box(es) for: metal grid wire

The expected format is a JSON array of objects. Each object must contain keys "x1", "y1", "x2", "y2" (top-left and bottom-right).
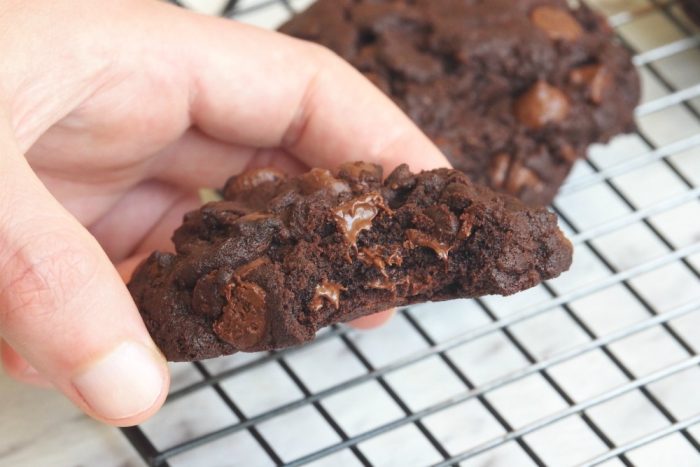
[{"x1": 121, "y1": 0, "x2": 700, "y2": 465}]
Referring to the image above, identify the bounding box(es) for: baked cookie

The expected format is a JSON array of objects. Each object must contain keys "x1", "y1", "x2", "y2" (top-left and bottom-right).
[
  {"x1": 129, "y1": 163, "x2": 573, "y2": 361},
  {"x1": 279, "y1": 0, "x2": 640, "y2": 205}
]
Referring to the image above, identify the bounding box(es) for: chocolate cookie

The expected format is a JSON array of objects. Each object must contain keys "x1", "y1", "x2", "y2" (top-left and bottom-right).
[
  {"x1": 683, "y1": 0, "x2": 700, "y2": 26},
  {"x1": 279, "y1": 0, "x2": 640, "y2": 205},
  {"x1": 129, "y1": 163, "x2": 573, "y2": 361}
]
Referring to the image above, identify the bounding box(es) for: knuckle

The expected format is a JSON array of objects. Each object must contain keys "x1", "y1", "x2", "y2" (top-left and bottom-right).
[
  {"x1": 300, "y1": 41, "x2": 342, "y2": 69},
  {"x1": 0, "y1": 229, "x2": 98, "y2": 327},
  {"x1": 305, "y1": 41, "x2": 334, "y2": 60},
  {"x1": 283, "y1": 44, "x2": 344, "y2": 150}
]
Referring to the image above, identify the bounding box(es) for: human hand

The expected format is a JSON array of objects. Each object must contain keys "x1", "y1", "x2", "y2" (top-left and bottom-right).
[{"x1": 0, "y1": 0, "x2": 449, "y2": 426}]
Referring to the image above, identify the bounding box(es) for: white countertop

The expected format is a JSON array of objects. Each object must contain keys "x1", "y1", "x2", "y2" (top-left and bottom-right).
[{"x1": 0, "y1": 368, "x2": 139, "y2": 467}]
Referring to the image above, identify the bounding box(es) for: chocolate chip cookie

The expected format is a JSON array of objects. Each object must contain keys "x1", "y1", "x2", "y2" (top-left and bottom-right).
[
  {"x1": 279, "y1": 0, "x2": 640, "y2": 205},
  {"x1": 128, "y1": 163, "x2": 573, "y2": 361}
]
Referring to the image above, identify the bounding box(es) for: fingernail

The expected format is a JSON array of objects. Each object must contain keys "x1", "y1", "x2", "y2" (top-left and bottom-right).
[{"x1": 73, "y1": 342, "x2": 165, "y2": 420}]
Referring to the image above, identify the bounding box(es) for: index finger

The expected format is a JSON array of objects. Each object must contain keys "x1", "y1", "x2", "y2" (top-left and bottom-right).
[{"x1": 163, "y1": 5, "x2": 450, "y2": 173}]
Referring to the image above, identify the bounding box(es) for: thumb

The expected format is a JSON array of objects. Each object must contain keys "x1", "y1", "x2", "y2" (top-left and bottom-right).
[{"x1": 0, "y1": 137, "x2": 169, "y2": 426}]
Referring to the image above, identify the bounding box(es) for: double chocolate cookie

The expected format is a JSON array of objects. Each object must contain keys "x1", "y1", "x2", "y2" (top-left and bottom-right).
[
  {"x1": 279, "y1": 0, "x2": 640, "y2": 205},
  {"x1": 129, "y1": 163, "x2": 573, "y2": 361}
]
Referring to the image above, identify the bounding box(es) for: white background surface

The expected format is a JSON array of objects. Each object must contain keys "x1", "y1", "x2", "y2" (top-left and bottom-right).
[{"x1": 1, "y1": 0, "x2": 700, "y2": 466}]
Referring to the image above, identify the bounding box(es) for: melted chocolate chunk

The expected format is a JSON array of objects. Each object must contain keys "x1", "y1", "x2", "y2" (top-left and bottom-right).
[
  {"x1": 310, "y1": 280, "x2": 345, "y2": 312},
  {"x1": 367, "y1": 276, "x2": 406, "y2": 293},
  {"x1": 514, "y1": 80, "x2": 571, "y2": 129},
  {"x1": 300, "y1": 168, "x2": 351, "y2": 195},
  {"x1": 490, "y1": 153, "x2": 512, "y2": 190},
  {"x1": 333, "y1": 192, "x2": 387, "y2": 247},
  {"x1": 279, "y1": 0, "x2": 639, "y2": 206},
  {"x1": 337, "y1": 161, "x2": 384, "y2": 187},
  {"x1": 235, "y1": 257, "x2": 270, "y2": 280},
  {"x1": 358, "y1": 245, "x2": 403, "y2": 276},
  {"x1": 570, "y1": 64, "x2": 611, "y2": 104},
  {"x1": 223, "y1": 168, "x2": 286, "y2": 199},
  {"x1": 129, "y1": 163, "x2": 573, "y2": 361},
  {"x1": 530, "y1": 5, "x2": 584, "y2": 42},
  {"x1": 505, "y1": 160, "x2": 545, "y2": 197},
  {"x1": 214, "y1": 281, "x2": 268, "y2": 350},
  {"x1": 424, "y1": 205, "x2": 460, "y2": 239},
  {"x1": 405, "y1": 229, "x2": 452, "y2": 261}
]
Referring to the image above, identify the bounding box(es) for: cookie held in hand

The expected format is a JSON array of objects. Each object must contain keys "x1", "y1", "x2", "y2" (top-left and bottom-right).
[{"x1": 128, "y1": 163, "x2": 573, "y2": 361}]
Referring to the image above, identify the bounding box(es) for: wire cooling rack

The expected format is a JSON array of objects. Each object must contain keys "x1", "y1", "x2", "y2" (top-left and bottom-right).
[{"x1": 121, "y1": 0, "x2": 700, "y2": 465}]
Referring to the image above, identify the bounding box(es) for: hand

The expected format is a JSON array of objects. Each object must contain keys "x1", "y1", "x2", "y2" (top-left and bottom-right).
[{"x1": 0, "y1": 0, "x2": 449, "y2": 426}]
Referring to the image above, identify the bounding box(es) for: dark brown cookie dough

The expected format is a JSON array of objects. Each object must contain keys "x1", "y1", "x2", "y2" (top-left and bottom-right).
[
  {"x1": 128, "y1": 163, "x2": 573, "y2": 361},
  {"x1": 279, "y1": 0, "x2": 640, "y2": 205}
]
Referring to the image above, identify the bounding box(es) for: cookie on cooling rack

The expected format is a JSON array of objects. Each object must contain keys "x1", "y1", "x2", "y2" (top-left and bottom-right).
[
  {"x1": 279, "y1": 0, "x2": 640, "y2": 206},
  {"x1": 128, "y1": 163, "x2": 573, "y2": 361}
]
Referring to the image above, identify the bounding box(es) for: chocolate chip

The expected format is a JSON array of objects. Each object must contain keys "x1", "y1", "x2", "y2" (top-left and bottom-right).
[
  {"x1": 490, "y1": 154, "x2": 545, "y2": 195},
  {"x1": 405, "y1": 229, "x2": 452, "y2": 261},
  {"x1": 367, "y1": 277, "x2": 397, "y2": 292},
  {"x1": 358, "y1": 245, "x2": 403, "y2": 276},
  {"x1": 406, "y1": 273, "x2": 434, "y2": 296},
  {"x1": 223, "y1": 168, "x2": 286, "y2": 200},
  {"x1": 214, "y1": 281, "x2": 268, "y2": 350},
  {"x1": 337, "y1": 161, "x2": 384, "y2": 186},
  {"x1": 424, "y1": 205, "x2": 459, "y2": 238},
  {"x1": 234, "y1": 257, "x2": 270, "y2": 281},
  {"x1": 384, "y1": 164, "x2": 417, "y2": 191},
  {"x1": 367, "y1": 275, "x2": 409, "y2": 294},
  {"x1": 378, "y1": 32, "x2": 442, "y2": 82},
  {"x1": 192, "y1": 269, "x2": 231, "y2": 318},
  {"x1": 530, "y1": 6, "x2": 584, "y2": 42},
  {"x1": 299, "y1": 168, "x2": 351, "y2": 195},
  {"x1": 514, "y1": 80, "x2": 570, "y2": 129},
  {"x1": 504, "y1": 160, "x2": 545, "y2": 195},
  {"x1": 201, "y1": 200, "x2": 249, "y2": 227},
  {"x1": 570, "y1": 64, "x2": 611, "y2": 104},
  {"x1": 440, "y1": 182, "x2": 474, "y2": 211},
  {"x1": 310, "y1": 280, "x2": 346, "y2": 312},
  {"x1": 333, "y1": 192, "x2": 387, "y2": 246},
  {"x1": 489, "y1": 153, "x2": 511, "y2": 189},
  {"x1": 458, "y1": 212, "x2": 475, "y2": 240},
  {"x1": 559, "y1": 143, "x2": 579, "y2": 163}
]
